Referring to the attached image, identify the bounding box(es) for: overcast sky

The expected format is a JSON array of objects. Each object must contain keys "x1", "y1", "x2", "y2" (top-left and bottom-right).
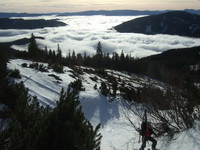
[{"x1": 0, "y1": 0, "x2": 200, "y2": 13}]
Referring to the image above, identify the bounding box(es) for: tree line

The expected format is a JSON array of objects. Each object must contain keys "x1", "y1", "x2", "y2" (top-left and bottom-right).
[
  {"x1": 15, "y1": 34, "x2": 140, "y2": 73},
  {"x1": 14, "y1": 34, "x2": 200, "y2": 87}
]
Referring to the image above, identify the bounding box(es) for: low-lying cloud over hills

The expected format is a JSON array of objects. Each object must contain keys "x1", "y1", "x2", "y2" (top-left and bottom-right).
[{"x1": 1, "y1": 15, "x2": 200, "y2": 58}]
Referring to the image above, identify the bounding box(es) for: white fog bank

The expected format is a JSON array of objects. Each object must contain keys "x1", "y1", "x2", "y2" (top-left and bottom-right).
[{"x1": 1, "y1": 15, "x2": 200, "y2": 58}]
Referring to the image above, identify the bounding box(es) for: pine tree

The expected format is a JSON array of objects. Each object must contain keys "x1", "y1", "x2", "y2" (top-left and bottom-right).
[
  {"x1": 96, "y1": 42, "x2": 102, "y2": 57},
  {"x1": 119, "y1": 50, "x2": 125, "y2": 70},
  {"x1": 28, "y1": 33, "x2": 39, "y2": 58},
  {"x1": 111, "y1": 81, "x2": 118, "y2": 98},
  {"x1": 0, "y1": 81, "x2": 47, "y2": 150},
  {"x1": 0, "y1": 45, "x2": 8, "y2": 105},
  {"x1": 0, "y1": 45, "x2": 8, "y2": 86},
  {"x1": 100, "y1": 81, "x2": 109, "y2": 96},
  {"x1": 76, "y1": 53, "x2": 84, "y2": 66},
  {"x1": 0, "y1": 84, "x2": 102, "y2": 150},
  {"x1": 69, "y1": 79, "x2": 85, "y2": 91},
  {"x1": 72, "y1": 50, "x2": 76, "y2": 65},
  {"x1": 56, "y1": 44, "x2": 62, "y2": 60},
  {"x1": 83, "y1": 51, "x2": 87, "y2": 66},
  {"x1": 39, "y1": 88, "x2": 102, "y2": 150},
  {"x1": 95, "y1": 42, "x2": 103, "y2": 67}
]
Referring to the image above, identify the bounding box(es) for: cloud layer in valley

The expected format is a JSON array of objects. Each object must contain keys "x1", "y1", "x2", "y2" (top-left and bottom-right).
[{"x1": 1, "y1": 15, "x2": 200, "y2": 58}]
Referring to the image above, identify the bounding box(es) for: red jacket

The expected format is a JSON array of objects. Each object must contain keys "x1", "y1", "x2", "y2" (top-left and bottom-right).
[{"x1": 145, "y1": 126, "x2": 154, "y2": 137}]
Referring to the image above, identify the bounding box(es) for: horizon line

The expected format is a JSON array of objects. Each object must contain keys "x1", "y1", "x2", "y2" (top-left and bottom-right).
[{"x1": 0, "y1": 8, "x2": 199, "y2": 14}]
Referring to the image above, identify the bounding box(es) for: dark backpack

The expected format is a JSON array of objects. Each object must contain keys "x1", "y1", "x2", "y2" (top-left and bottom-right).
[{"x1": 140, "y1": 121, "x2": 147, "y2": 136}]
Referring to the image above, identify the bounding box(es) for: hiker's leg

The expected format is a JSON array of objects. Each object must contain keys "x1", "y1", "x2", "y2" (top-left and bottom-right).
[
  {"x1": 148, "y1": 136, "x2": 157, "y2": 149},
  {"x1": 140, "y1": 137, "x2": 147, "y2": 150}
]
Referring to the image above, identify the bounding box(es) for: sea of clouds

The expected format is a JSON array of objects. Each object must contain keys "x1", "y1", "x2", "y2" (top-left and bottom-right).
[{"x1": 1, "y1": 15, "x2": 200, "y2": 58}]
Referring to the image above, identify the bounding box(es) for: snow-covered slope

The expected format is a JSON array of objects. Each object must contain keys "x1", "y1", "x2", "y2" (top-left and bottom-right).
[{"x1": 7, "y1": 59, "x2": 200, "y2": 150}]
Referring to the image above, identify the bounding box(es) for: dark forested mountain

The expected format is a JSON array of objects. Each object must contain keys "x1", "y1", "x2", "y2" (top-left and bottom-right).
[
  {"x1": 0, "y1": 18, "x2": 66, "y2": 29},
  {"x1": 141, "y1": 46, "x2": 200, "y2": 67},
  {"x1": 139, "y1": 46, "x2": 200, "y2": 83},
  {"x1": 114, "y1": 11, "x2": 200, "y2": 38}
]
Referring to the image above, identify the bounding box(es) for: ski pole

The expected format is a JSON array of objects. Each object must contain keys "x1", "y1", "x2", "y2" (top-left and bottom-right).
[{"x1": 138, "y1": 134, "x2": 141, "y2": 143}]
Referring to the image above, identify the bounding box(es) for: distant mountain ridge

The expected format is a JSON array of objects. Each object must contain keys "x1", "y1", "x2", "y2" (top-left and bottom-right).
[
  {"x1": 0, "y1": 9, "x2": 200, "y2": 18},
  {"x1": 58, "y1": 9, "x2": 200, "y2": 16},
  {"x1": 0, "y1": 12, "x2": 57, "y2": 18},
  {"x1": 0, "y1": 18, "x2": 66, "y2": 29},
  {"x1": 114, "y1": 11, "x2": 200, "y2": 38},
  {"x1": 57, "y1": 10, "x2": 168, "y2": 16}
]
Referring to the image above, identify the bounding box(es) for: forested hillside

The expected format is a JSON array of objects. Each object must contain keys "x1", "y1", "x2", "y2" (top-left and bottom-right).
[
  {"x1": 139, "y1": 46, "x2": 200, "y2": 84},
  {"x1": 114, "y1": 11, "x2": 200, "y2": 38},
  {"x1": 0, "y1": 18, "x2": 66, "y2": 29}
]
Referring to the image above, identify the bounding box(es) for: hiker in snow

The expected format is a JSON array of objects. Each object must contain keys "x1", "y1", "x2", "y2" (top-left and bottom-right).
[{"x1": 140, "y1": 122, "x2": 157, "y2": 150}]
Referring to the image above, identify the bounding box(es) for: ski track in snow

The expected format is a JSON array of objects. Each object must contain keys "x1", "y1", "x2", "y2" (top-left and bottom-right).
[{"x1": 7, "y1": 59, "x2": 200, "y2": 150}]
